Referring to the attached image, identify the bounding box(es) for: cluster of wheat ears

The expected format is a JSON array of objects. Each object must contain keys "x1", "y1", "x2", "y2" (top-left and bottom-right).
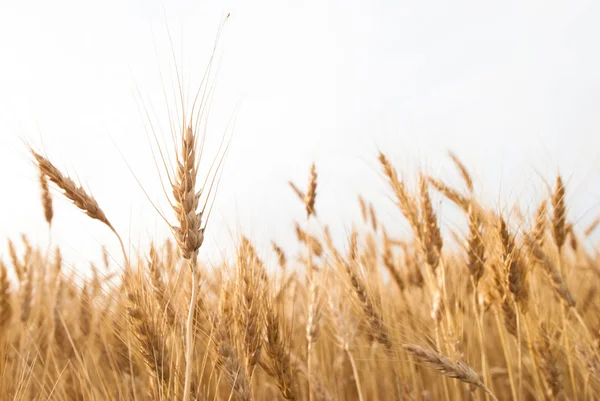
[{"x1": 1, "y1": 120, "x2": 600, "y2": 401}]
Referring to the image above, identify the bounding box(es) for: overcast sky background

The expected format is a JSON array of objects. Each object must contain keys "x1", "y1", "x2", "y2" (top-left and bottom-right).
[{"x1": 1, "y1": 0, "x2": 600, "y2": 273}]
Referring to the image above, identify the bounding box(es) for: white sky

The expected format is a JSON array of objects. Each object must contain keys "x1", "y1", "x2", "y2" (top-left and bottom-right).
[{"x1": 1, "y1": 0, "x2": 600, "y2": 272}]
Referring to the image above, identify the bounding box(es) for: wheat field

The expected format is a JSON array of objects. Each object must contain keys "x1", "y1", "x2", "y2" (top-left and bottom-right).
[{"x1": 1, "y1": 129, "x2": 599, "y2": 401}]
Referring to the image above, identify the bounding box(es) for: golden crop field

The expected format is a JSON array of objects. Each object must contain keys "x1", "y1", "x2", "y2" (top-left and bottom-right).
[
  {"x1": 2, "y1": 6, "x2": 600, "y2": 399},
  {"x1": 1, "y1": 124, "x2": 598, "y2": 401}
]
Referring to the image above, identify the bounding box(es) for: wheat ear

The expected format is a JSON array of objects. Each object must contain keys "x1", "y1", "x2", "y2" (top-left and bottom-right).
[
  {"x1": 419, "y1": 174, "x2": 443, "y2": 271},
  {"x1": 127, "y1": 289, "x2": 173, "y2": 393},
  {"x1": 31, "y1": 150, "x2": 127, "y2": 261},
  {"x1": 171, "y1": 126, "x2": 205, "y2": 401},
  {"x1": 584, "y1": 216, "x2": 600, "y2": 237},
  {"x1": 552, "y1": 176, "x2": 567, "y2": 252},
  {"x1": 0, "y1": 262, "x2": 12, "y2": 332},
  {"x1": 447, "y1": 151, "x2": 474, "y2": 192},
  {"x1": 289, "y1": 163, "x2": 317, "y2": 218},
  {"x1": 378, "y1": 153, "x2": 422, "y2": 240},
  {"x1": 526, "y1": 235, "x2": 576, "y2": 307},
  {"x1": 263, "y1": 298, "x2": 298, "y2": 400},
  {"x1": 39, "y1": 170, "x2": 54, "y2": 227},
  {"x1": 403, "y1": 344, "x2": 498, "y2": 401},
  {"x1": 236, "y1": 238, "x2": 266, "y2": 379}
]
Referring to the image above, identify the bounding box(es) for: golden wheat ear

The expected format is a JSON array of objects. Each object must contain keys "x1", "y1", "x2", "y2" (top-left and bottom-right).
[
  {"x1": 39, "y1": 169, "x2": 54, "y2": 227},
  {"x1": 289, "y1": 162, "x2": 318, "y2": 219},
  {"x1": 447, "y1": 151, "x2": 474, "y2": 193},
  {"x1": 30, "y1": 148, "x2": 128, "y2": 264},
  {"x1": 0, "y1": 261, "x2": 12, "y2": 332},
  {"x1": 170, "y1": 126, "x2": 202, "y2": 263},
  {"x1": 170, "y1": 122, "x2": 230, "y2": 401},
  {"x1": 31, "y1": 150, "x2": 113, "y2": 228},
  {"x1": 403, "y1": 344, "x2": 499, "y2": 401}
]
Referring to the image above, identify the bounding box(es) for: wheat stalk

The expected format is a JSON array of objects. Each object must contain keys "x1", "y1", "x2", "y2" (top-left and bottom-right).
[{"x1": 169, "y1": 125, "x2": 207, "y2": 401}]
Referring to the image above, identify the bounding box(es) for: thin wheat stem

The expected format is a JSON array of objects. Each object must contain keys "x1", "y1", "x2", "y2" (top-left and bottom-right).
[
  {"x1": 184, "y1": 265, "x2": 200, "y2": 401},
  {"x1": 345, "y1": 348, "x2": 365, "y2": 401},
  {"x1": 493, "y1": 309, "x2": 518, "y2": 401}
]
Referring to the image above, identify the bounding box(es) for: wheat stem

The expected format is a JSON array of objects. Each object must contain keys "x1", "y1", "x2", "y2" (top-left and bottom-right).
[{"x1": 184, "y1": 266, "x2": 200, "y2": 401}]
